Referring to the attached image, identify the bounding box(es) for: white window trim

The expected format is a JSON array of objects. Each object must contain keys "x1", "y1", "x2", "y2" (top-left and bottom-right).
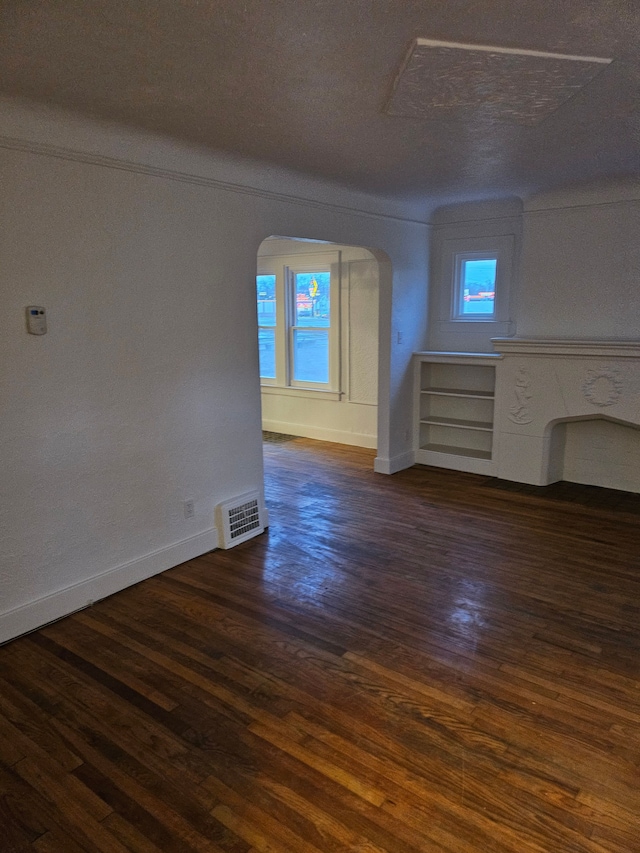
[
  {"x1": 452, "y1": 251, "x2": 498, "y2": 320},
  {"x1": 257, "y1": 251, "x2": 341, "y2": 393},
  {"x1": 260, "y1": 385, "x2": 342, "y2": 401},
  {"x1": 437, "y1": 234, "x2": 515, "y2": 334},
  {"x1": 256, "y1": 270, "x2": 278, "y2": 386}
]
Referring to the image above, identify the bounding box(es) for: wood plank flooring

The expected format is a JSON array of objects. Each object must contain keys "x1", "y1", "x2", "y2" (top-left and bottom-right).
[{"x1": 1, "y1": 436, "x2": 639, "y2": 852}]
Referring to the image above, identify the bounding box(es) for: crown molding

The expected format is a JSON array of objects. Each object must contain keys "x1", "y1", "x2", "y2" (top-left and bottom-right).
[
  {"x1": 492, "y1": 338, "x2": 640, "y2": 357},
  {"x1": 0, "y1": 133, "x2": 430, "y2": 227}
]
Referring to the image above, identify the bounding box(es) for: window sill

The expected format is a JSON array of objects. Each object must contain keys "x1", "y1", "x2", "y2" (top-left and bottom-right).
[{"x1": 260, "y1": 385, "x2": 342, "y2": 402}]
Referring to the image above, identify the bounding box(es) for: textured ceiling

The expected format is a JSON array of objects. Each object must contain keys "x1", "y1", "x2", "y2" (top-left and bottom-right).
[
  {"x1": 0, "y1": 0, "x2": 638, "y2": 210},
  {"x1": 386, "y1": 40, "x2": 611, "y2": 126}
]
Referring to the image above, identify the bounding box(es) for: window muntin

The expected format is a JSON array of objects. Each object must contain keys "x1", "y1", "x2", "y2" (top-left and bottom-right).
[{"x1": 454, "y1": 253, "x2": 498, "y2": 319}]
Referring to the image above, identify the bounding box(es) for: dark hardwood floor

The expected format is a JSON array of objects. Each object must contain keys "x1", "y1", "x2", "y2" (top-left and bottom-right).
[{"x1": 1, "y1": 437, "x2": 639, "y2": 852}]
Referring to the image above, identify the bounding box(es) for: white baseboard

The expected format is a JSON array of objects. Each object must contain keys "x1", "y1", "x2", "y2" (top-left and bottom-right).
[
  {"x1": 0, "y1": 528, "x2": 218, "y2": 645},
  {"x1": 374, "y1": 450, "x2": 416, "y2": 475},
  {"x1": 262, "y1": 419, "x2": 377, "y2": 449},
  {"x1": 414, "y1": 448, "x2": 496, "y2": 477}
]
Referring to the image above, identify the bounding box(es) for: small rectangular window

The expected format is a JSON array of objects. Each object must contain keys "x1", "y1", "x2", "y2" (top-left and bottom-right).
[{"x1": 454, "y1": 254, "x2": 497, "y2": 319}]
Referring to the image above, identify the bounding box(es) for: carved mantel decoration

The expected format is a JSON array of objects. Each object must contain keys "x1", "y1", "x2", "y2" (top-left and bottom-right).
[
  {"x1": 581, "y1": 368, "x2": 623, "y2": 407},
  {"x1": 508, "y1": 368, "x2": 533, "y2": 424},
  {"x1": 490, "y1": 338, "x2": 640, "y2": 488}
]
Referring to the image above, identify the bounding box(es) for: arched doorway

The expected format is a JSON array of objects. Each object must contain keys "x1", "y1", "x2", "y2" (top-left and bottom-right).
[{"x1": 256, "y1": 236, "x2": 381, "y2": 449}]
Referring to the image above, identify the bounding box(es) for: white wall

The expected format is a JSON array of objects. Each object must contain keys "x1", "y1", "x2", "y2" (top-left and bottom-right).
[
  {"x1": 0, "y1": 98, "x2": 429, "y2": 642},
  {"x1": 427, "y1": 199, "x2": 522, "y2": 353},
  {"x1": 258, "y1": 239, "x2": 379, "y2": 448},
  {"x1": 512, "y1": 184, "x2": 640, "y2": 493},
  {"x1": 426, "y1": 185, "x2": 640, "y2": 493},
  {"x1": 427, "y1": 184, "x2": 640, "y2": 351},
  {"x1": 518, "y1": 184, "x2": 640, "y2": 339}
]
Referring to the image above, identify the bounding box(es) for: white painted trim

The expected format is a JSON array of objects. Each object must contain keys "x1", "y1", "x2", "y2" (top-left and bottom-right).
[
  {"x1": 374, "y1": 450, "x2": 415, "y2": 474},
  {"x1": 523, "y1": 190, "x2": 640, "y2": 214},
  {"x1": 414, "y1": 449, "x2": 497, "y2": 477},
  {"x1": 262, "y1": 418, "x2": 376, "y2": 449},
  {"x1": 414, "y1": 351, "x2": 502, "y2": 364},
  {"x1": 260, "y1": 386, "x2": 343, "y2": 401},
  {"x1": 0, "y1": 529, "x2": 218, "y2": 645},
  {"x1": 492, "y1": 338, "x2": 640, "y2": 358},
  {"x1": 414, "y1": 38, "x2": 612, "y2": 65},
  {"x1": 0, "y1": 134, "x2": 428, "y2": 226}
]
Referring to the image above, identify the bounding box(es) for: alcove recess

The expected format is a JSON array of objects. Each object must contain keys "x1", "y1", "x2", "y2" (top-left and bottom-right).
[{"x1": 414, "y1": 352, "x2": 501, "y2": 476}]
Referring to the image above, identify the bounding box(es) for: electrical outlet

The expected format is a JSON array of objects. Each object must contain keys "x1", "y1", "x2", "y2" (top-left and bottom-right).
[{"x1": 184, "y1": 499, "x2": 195, "y2": 519}]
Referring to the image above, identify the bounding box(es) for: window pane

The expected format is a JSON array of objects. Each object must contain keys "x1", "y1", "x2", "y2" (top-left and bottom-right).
[
  {"x1": 256, "y1": 274, "x2": 276, "y2": 326},
  {"x1": 460, "y1": 258, "x2": 497, "y2": 316},
  {"x1": 293, "y1": 329, "x2": 329, "y2": 383},
  {"x1": 295, "y1": 271, "x2": 330, "y2": 327},
  {"x1": 258, "y1": 328, "x2": 276, "y2": 378}
]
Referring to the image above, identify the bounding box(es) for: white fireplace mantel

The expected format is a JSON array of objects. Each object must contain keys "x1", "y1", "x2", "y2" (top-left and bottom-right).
[
  {"x1": 491, "y1": 338, "x2": 640, "y2": 358},
  {"x1": 489, "y1": 338, "x2": 640, "y2": 488}
]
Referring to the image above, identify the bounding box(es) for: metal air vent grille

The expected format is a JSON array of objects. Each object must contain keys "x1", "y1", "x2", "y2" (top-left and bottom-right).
[{"x1": 216, "y1": 491, "x2": 265, "y2": 548}]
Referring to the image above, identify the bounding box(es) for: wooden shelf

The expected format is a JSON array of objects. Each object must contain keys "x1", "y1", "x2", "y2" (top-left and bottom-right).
[
  {"x1": 419, "y1": 417, "x2": 493, "y2": 432},
  {"x1": 421, "y1": 387, "x2": 494, "y2": 400},
  {"x1": 419, "y1": 443, "x2": 493, "y2": 461}
]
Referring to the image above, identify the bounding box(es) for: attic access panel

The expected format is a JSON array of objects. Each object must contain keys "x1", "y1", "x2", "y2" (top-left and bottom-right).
[{"x1": 386, "y1": 39, "x2": 612, "y2": 126}]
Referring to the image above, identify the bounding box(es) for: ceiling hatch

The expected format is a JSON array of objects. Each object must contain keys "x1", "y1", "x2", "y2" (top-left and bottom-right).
[{"x1": 386, "y1": 38, "x2": 612, "y2": 126}]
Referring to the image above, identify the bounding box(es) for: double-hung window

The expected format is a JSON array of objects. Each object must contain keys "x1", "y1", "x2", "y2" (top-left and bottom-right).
[{"x1": 257, "y1": 253, "x2": 340, "y2": 392}]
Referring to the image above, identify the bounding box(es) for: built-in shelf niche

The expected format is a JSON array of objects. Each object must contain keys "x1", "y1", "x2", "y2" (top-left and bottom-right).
[{"x1": 414, "y1": 353, "x2": 501, "y2": 475}]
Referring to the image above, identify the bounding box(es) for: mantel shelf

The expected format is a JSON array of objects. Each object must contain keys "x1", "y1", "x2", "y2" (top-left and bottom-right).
[{"x1": 491, "y1": 338, "x2": 640, "y2": 358}]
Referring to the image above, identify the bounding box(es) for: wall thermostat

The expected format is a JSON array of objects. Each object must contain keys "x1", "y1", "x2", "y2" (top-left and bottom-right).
[{"x1": 26, "y1": 306, "x2": 47, "y2": 335}]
